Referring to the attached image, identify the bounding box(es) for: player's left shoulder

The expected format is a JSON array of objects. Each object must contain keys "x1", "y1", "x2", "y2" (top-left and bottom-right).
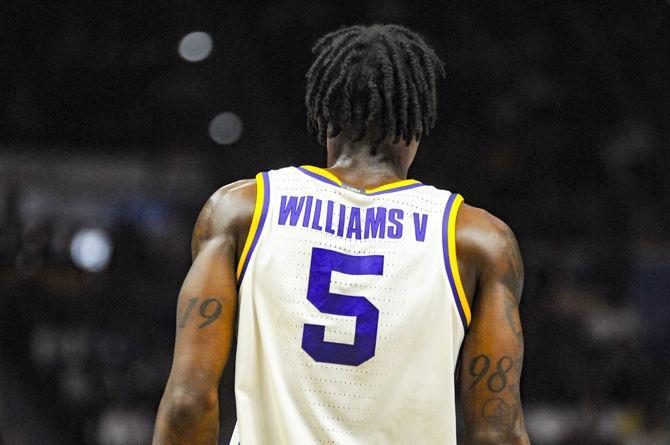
[
  {"x1": 455, "y1": 203, "x2": 524, "y2": 295},
  {"x1": 456, "y1": 204, "x2": 518, "y2": 255}
]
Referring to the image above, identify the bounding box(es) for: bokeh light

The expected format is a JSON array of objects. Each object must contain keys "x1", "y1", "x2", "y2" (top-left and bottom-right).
[
  {"x1": 70, "y1": 228, "x2": 113, "y2": 273},
  {"x1": 178, "y1": 31, "x2": 213, "y2": 62},
  {"x1": 208, "y1": 112, "x2": 243, "y2": 145}
]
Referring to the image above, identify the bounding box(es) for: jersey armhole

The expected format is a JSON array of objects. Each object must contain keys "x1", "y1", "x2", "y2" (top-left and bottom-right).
[
  {"x1": 442, "y1": 193, "x2": 472, "y2": 330},
  {"x1": 236, "y1": 171, "x2": 270, "y2": 283}
]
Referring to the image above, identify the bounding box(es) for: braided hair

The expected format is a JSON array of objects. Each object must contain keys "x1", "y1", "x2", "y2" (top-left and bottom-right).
[{"x1": 305, "y1": 24, "x2": 445, "y2": 145}]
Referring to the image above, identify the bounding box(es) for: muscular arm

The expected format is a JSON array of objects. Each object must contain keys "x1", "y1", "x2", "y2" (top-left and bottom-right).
[
  {"x1": 457, "y1": 205, "x2": 530, "y2": 445},
  {"x1": 152, "y1": 179, "x2": 255, "y2": 445}
]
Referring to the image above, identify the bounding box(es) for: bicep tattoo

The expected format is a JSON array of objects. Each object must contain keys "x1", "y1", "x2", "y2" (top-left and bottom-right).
[
  {"x1": 499, "y1": 229, "x2": 524, "y2": 299},
  {"x1": 503, "y1": 295, "x2": 524, "y2": 348}
]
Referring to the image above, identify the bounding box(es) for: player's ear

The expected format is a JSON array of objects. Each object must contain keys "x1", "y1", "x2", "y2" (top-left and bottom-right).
[{"x1": 402, "y1": 136, "x2": 420, "y2": 166}]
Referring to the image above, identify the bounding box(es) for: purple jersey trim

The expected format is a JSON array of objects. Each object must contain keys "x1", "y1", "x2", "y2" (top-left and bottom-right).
[
  {"x1": 238, "y1": 171, "x2": 270, "y2": 284},
  {"x1": 296, "y1": 166, "x2": 423, "y2": 195},
  {"x1": 366, "y1": 182, "x2": 424, "y2": 195},
  {"x1": 442, "y1": 193, "x2": 468, "y2": 330},
  {"x1": 296, "y1": 166, "x2": 341, "y2": 187}
]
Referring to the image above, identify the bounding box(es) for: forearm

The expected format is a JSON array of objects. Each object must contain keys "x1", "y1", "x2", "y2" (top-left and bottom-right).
[
  {"x1": 462, "y1": 389, "x2": 529, "y2": 445},
  {"x1": 461, "y1": 347, "x2": 530, "y2": 445},
  {"x1": 152, "y1": 389, "x2": 219, "y2": 445},
  {"x1": 465, "y1": 429, "x2": 530, "y2": 445}
]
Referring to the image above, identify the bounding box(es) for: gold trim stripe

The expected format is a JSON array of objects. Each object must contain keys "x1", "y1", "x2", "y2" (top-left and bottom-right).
[
  {"x1": 236, "y1": 172, "x2": 265, "y2": 280},
  {"x1": 447, "y1": 194, "x2": 471, "y2": 325}
]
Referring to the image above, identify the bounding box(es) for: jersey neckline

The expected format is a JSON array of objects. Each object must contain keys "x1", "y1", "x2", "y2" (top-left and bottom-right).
[{"x1": 296, "y1": 165, "x2": 423, "y2": 195}]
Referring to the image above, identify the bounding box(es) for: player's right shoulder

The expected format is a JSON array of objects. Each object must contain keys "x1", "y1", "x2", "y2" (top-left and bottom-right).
[
  {"x1": 191, "y1": 178, "x2": 257, "y2": 260},
  {"x1": 208, "y1": 178, "x2": 257, "y2": 223}
]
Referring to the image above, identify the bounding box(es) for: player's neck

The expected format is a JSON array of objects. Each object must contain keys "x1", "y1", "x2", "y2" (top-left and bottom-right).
[{"x1": 325, "y1": 134, "x2": 418, "y2": 187}]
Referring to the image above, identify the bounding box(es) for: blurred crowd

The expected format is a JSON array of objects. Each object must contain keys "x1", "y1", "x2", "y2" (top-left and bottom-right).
[{"x1": 1, "y1": 1, "x2": 668, "y2": 444}]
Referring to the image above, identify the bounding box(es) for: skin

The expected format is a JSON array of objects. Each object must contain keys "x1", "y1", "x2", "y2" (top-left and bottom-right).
[
  {"x1": 152, "y1": 129, "x2": 530, "y2": 444},
  {"x1": 152, "y1": 180, "x2": 254, "y2": 444}
]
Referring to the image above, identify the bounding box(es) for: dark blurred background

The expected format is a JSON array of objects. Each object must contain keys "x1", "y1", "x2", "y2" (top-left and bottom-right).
[{"x1": 1, "y1": 1, "x2": 669, "y2": 444}]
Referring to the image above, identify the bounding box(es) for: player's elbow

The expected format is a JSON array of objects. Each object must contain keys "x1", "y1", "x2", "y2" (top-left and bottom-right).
[
  {"x1": 467, "y1": 429, "x2": 530, "y2": 445},
  {"x1": 159, "y1": 387, "x2": 218, "y2": 429}
]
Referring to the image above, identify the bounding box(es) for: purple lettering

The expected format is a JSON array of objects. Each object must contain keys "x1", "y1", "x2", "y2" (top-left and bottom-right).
[
  {"x1": 387, "y1": 209, "x2": 404, "y2": 239},
  {"x1": 302, "y1": 196, "x2": 313, "y2": 227},
  {"x1": 337, "y1": 204, "x2": 346, "y2": 237},
  {"x1": 346, "y1": 207, "x2": 362, "y2": 239},
  {"x1": 364, "y1": 207, "x2": 386, "y2": 239},
  {"x1": 278, "y1": 195, "x2": 305, "y2": 226},
  {"x1": 312, "y1": 199, "x2": 323, "y2": 230},
  {"x1": 413, "y1": 212, "x2": 428, "y2": 242},
  {"x1": 325, "y1": 200, "x2": 336, "y2": 234}
]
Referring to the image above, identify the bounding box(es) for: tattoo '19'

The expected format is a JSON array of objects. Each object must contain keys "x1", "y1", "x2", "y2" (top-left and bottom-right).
[
  {"x1": 198, "y1": 298, "x2": 223, "y2": 329},
  {"x1": 178, "y1": 297, "x2": 223, "y2": 329}
]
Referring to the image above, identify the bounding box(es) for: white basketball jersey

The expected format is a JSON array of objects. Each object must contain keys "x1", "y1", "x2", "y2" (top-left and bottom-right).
[{"x1": 230, "y1": 166, "x2": 471, "y2": 444}]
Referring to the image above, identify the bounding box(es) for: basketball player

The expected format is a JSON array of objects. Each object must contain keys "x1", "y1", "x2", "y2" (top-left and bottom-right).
[{"x1": 153, "y1": 24, "x2": 530, "y2": 444}]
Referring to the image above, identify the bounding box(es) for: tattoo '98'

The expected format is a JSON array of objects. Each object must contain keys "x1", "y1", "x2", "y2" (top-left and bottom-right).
[{"x1": 468, "y1": 355, "x2": 515, "y2": 393}]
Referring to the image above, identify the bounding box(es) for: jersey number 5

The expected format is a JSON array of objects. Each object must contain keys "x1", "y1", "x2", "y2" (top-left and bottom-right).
[{"x1": 301, "y1": 247, "x2": 383, "y2": 366}]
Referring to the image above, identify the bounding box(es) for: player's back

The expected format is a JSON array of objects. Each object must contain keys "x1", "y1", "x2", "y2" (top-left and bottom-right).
[{"x1": 231, "y1": 165, "x2": 470, "y2": 444}]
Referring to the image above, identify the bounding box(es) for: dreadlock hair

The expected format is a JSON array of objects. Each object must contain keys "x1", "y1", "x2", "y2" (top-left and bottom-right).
[{"x1": 305, "y1": 24, "x2": 446, "y2": 146}]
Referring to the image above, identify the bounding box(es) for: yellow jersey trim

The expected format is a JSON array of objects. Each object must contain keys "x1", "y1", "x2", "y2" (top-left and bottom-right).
[
  {"x1": 366, "y1": 179, "x2": 421, "y2": 194},
  {"x1": 236, "y1": 172, "x2": 265, "y2": 280},
  {"x1": 447, "y1": 194, "x2": 471, "y2": 325},
  {"x1": 299, "y1": 165, "x2": 421, "y2": 194},
  {"x1": 300, "y1": 165, "x2": 343, "y2": 186}
]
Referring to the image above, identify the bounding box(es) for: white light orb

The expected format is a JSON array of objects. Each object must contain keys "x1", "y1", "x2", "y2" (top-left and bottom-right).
[
  {"x1": 178, "y1": 31, "x2": 213, "y2": 62},
  {"x1": 70, "y1": 228, "x2": 113, "y2": 273},
  {"x1": 208, "y1": 112, "x2": 243, "y2": 145}
]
